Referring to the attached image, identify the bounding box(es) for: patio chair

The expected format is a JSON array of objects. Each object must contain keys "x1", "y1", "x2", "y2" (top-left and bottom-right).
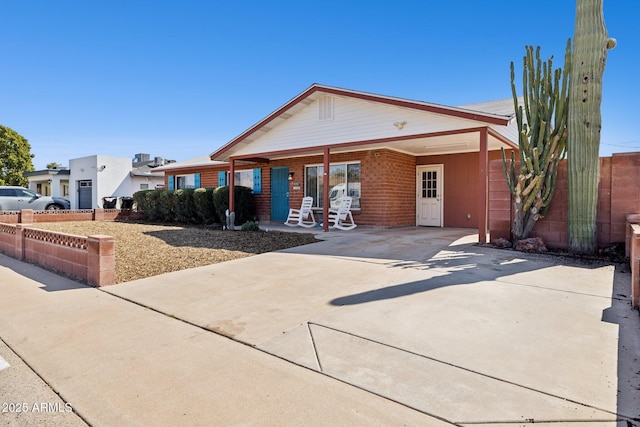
[
  {"x1": 328, "y1": 196, "x2": 357, "y2": 230},
  {"x1": 284, "y1": 196, "x2": 317, "y2": 228}
]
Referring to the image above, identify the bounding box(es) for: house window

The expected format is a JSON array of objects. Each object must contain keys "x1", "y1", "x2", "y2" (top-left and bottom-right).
[
  {"x1": 62, "y1": 184, "x2": 69, "y2": 197},
  {"x1": 305, "y1": 162, "x2": 360, "y2": 209},
  {"x1": 234, "y1": 170, "x2": 254, "y2": 189},
  {"x1": 140, "y1": 183, "x2": 149, "y2": 190},
  {"x1": 176, "y1": 174, "x2": 196, "y2": 189}
]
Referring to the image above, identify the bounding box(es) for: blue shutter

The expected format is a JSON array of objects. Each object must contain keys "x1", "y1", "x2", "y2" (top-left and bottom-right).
[
  {"x1": 167, "y1": 175, "x2": 174, "y2": 190},
  {"x1": 194, "y1": 173, "x2": 201, "y2": 188},
  {"x1": 218, "y1": 171, "x2": 226, "y2": 186},
  {"x1": 253, "y1": 168, "x2": 262, "y2": 194}
]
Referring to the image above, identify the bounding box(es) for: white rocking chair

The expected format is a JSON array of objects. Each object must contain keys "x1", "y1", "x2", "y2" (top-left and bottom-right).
[
  {"x1": 328, "y1": 196, "x2": 357, "y2": 230},
  {"x1": 284, "y1": 196, "x2": 317, "y2": 228}
]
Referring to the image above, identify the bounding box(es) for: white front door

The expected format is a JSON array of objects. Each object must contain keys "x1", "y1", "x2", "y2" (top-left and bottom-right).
[{"x1": 416, "y1": 165, "x2": 443, "y2": 227}]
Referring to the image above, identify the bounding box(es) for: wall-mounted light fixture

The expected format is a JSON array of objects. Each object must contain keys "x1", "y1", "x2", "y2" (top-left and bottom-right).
[
  {"x1": 393, "y1": 121, "x2": 407, "y2": 130},
  {"x1": 99, "y1": 165, "x2": 106, "y2": 171},
  {"x1": 288, "y1": 172, "x2": 295, "y2": 181}
]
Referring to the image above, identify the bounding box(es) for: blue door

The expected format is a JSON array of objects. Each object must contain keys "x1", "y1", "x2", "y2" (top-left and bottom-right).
[{"x1": 271, "y1": 167, "x2": 289, "y2": 222}]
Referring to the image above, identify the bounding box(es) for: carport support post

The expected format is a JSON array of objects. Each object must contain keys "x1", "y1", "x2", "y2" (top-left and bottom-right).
[
  {"x1": 323, "y1": 147, "x2": 330, "y2": 232},
  {"x1": 229, "y1": 158, "x2": 236, "y2": 215},
  {"x1": 478, "y1": 128, "x2": 489, "y2": 243}
]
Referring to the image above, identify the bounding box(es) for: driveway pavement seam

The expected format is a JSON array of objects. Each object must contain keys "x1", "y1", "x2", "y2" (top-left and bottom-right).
[
  {"x1": 98, "y1": 286, "x2": 462, "y2": 426},
  {"x1": 306, "y1": 322, "x2": 625, "y2": 422},
  {"x1": 0, "y1": 335, "x2": 90, "y2": 426}
]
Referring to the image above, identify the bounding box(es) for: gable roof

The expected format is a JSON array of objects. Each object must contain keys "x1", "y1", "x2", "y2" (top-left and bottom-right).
[
  {"x1": 153, "y1": 154, "x2": 227, "y2": 172},
  {"x1": 211, "y1": 84, "x2": 517, "y2": 162}
]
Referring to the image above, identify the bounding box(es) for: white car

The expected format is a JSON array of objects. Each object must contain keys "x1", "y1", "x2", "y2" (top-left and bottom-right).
[{"x1": 0, "y1": 186, "x2": 70, "y2": 210}]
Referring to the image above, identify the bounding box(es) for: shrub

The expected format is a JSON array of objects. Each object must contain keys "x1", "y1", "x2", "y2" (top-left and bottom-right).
[
  {"x1": 133, "y1": 190, "x2": 154, "y2": 218},
  {"x1": 241, "y1": 221, "x2": 260, "y2": 231},
  {"x1": 134, "y1": 188, "x2": 222, "y2": 224},
  {"x1": 174, "y1": 188, "x2": 197, "y2": 223},
  {"x1": 194, "y1": 188, "x2": 218, "y2": 224},
  {"x1": 212, "y1": 186, "x2": 256, "y2": 226}
]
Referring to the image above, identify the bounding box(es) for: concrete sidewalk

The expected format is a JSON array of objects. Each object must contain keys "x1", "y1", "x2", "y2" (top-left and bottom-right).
[
  {"x1": 0, "y1": 252, "x2": 442, "y2": 426},
  {"x1": 1, "y1": 226, "x2": 640, "y2": 425}
]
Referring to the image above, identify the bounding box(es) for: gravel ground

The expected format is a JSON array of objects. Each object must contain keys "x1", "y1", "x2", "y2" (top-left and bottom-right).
[{"x1": 31, "y1": 221, "x2": 318, "y2": 283}]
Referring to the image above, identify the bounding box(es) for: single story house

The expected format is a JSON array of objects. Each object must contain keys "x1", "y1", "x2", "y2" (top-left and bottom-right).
[
  {"x1": 25, "y1": 167, "x2": 70, "y2": 199},
  {"x1": 158, "y1": 84, "x2": 519, "y2": 241}
]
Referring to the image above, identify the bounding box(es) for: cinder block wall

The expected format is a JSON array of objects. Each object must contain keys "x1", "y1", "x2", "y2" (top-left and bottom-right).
[
  {"x1": 489, "y1": 152, "x2": 640, "y2": 249},
  {"x1": 23, "y1": 228, "x2": 89, "y2": 280},
  {"x1": 0, "y1": 223, "x2": 115, "y2": 286}
]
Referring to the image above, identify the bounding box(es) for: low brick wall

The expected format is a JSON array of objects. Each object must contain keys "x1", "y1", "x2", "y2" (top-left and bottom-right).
[
  {"x1": 629, "y1": 213, "x2": 640, "y2": 309},
  {"x1": 630, "y1": 223, "x2": 640, "y2": 309},
  {"x1": 0, "y1": 223, "x2": 115, "y2": 287},
  {"x1": 0, "y1": 208, "x2": 141, "y2": 224}
]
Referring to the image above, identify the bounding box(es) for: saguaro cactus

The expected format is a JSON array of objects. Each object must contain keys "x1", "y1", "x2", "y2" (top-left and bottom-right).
[
  {"x1": 567, "y1": 0, "x2": 616, "y2": 255},
  {"x1": 502, "y1": 42, "x2": 571, "y2": 243}
]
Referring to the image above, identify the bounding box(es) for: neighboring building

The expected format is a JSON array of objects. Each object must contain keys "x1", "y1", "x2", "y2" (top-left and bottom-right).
[
  {"x1": 154, "y1": 84, "x2": 520, "y2": 240},
  {"x1": 27, "y1": 154, "x2": 166, "y2": 209},
  {"x1": 24, "y1": 167, "x2": 70, "y2": 199}
]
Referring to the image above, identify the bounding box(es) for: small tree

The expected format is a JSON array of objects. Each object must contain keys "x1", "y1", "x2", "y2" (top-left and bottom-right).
[
  {"x1": 0, "y1": 125, "x2": 35, "y2": 186},
  {"x1": 502, "y1": 42, "x2": 571, "y2": 242}
]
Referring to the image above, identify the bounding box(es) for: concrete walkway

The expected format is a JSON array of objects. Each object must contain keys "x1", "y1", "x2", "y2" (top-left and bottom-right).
[{"x1": 1, "y1": 226, "x2": 639, "y2": 425}]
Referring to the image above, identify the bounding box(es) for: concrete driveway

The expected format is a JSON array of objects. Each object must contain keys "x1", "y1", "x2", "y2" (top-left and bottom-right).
[
  {"x1": 1, "y1": 225, "x2": 639, "y2": 425},
  {"x1": 107, "y1": 226, "x2": 640, "y2": 425}
]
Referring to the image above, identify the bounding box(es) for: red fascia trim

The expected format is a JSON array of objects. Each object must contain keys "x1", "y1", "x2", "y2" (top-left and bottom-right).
[
  {"x1": 210, "y1": 86, "x2": 319, "y2": 160},
  {"x1": 487, "y1": 127, "x2": 519, "y2": 151}
]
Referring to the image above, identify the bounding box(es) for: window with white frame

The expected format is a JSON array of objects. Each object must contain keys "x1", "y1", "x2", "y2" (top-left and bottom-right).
[
  {"x1": 176, "y1": 175, "x2": 195, "y2": 189},
  {"x1": 305, "y1": 162, "x2": 360, "y2": 209},
  {"x1": 234, "y1": 170, "x2": 254, "y2": 189}
]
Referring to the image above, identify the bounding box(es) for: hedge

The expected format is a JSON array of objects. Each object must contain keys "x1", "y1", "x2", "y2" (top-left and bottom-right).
[{"x1": 133, "y1": 186, "x2": 254, "y2": 225}]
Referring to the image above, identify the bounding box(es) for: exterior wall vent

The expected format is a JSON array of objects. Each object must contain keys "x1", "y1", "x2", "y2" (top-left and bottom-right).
[{"x1": 318, "y1": 96, "x2": 334, "y2": 121}]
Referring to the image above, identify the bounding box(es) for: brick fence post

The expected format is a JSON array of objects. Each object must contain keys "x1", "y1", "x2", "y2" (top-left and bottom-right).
[
  {"x1": 626, "y1": 213, "x2": 640, "y2": 258},
  {"x1": 20, "y1": 209, "x2": 33, "y2": 224},
  {"x1": 94, "y1": 208, "x2": 105, "y2": 221},
  {"x1": 14, "y1": 224, "x2": 25, "y2": 260},
  {"x1": 631, "y1": 224, "x2": 640, "y2": 309},
  {"x1": 87, "y1": 234, "x2": 115, "y2": 287}
]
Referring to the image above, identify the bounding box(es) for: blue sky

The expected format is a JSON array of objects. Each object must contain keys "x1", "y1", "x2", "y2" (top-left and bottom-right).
[{"x1": 2, "y1": 1, "x2": 638, "y2": 170}]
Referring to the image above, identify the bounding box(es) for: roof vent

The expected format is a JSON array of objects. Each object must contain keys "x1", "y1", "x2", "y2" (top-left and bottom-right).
[{"x1": 318, "y1": 96, "x2": 334, "y2": 121}]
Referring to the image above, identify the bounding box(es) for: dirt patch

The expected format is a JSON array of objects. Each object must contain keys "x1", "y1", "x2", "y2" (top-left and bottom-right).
[
  {"x1": 31, "y1": 221, "x2": 318, "y2": 283},
  {"x1": 479, "y1": 241, "x2": 629, "y2": 271}
]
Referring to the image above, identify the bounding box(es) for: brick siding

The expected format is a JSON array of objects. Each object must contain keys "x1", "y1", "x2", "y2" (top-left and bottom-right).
[{"x1": 489, "y1": 152, "x2": 640, "y2": 249}]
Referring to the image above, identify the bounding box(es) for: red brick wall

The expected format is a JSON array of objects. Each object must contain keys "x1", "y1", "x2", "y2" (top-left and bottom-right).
[
  {"x1": 162, "y1": 165, "x2": 227, "y2": 189},
  {"x1": 419, "y1": 151, "x2": 504, "y2": 228},
  {"x1": 489, "y1": 159, "x2": 512, "y2": 241},
  {"x1": 611, "y1": 153, "x2": 640, "y2": 242},
  {"x1": 267, "y1": 149, "x2": 416, "y2": 226},
  {"x1": 489, "y1": 152, "x2": 640, "y2": 248},
  {"x1": 369, "y1": 150, "x2": 416, "y2": 227}
]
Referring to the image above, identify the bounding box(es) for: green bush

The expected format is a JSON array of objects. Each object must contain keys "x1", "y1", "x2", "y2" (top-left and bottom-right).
[
  {"x1": 174, "y1": 188, "x2": 197, "y2": 223},
  {"x1": 241, "y1": 221, "x2": 260, "y2": 231},
  {"x1": 133, "y1": 187, "x2": 225, "y2": 224},
  {"x1": 194, "y1": 188, "x2": 218, "y2": 224},
  {"x1": 212, "y1": 186, "x2": 256, "y2": 226},
  {"x1": 133, "y1": 190, "x2": 153, "y2": 218}
]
